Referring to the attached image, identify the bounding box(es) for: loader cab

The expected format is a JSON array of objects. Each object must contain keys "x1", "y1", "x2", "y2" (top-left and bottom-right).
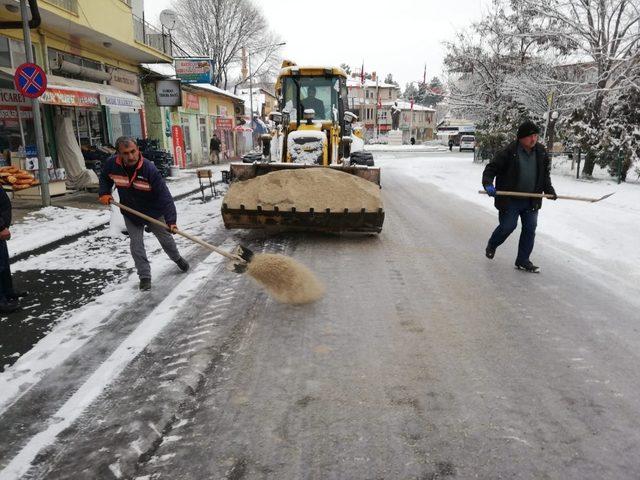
[{"x1": 279, "y1": 73, "x2": 348, "y2": 128}]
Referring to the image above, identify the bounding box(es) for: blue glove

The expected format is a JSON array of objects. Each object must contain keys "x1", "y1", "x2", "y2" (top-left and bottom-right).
[{"x1": 484, "y1": 185, "x2": 496, "y2": 197}]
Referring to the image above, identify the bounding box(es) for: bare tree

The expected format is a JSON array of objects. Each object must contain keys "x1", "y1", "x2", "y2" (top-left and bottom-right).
[{"x1": 171, "y1": 0, "x2": 283, "y2": 89}]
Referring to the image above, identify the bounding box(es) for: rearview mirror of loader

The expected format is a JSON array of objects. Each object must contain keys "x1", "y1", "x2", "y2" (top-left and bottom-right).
[{"x1": 344, "y1": 111, "x2": 357, "y2": 124}]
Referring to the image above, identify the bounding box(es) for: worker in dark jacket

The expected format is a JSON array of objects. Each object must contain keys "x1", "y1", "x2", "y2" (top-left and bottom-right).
[
  {"x1": 209, "y1": 133, "x2": 221, "y2": 165},
  {"x1": 0, "y1": 188, "x2": 25, "y2": 313},
  {"x1": 99, "y1": 137, "x2": 189, "y2": 290},
  {"x1": 482, "y1": 120, "x2": 557, "y2": 273}
]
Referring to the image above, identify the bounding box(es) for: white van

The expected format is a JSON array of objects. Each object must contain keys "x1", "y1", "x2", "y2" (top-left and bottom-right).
[{"x1": 459, "y1": 135, "x2": 476, "y2": 152}]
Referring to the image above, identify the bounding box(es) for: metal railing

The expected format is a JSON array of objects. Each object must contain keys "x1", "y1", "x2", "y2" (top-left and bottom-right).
[
  {"x1": 43, "y1": 0, "x2": 78, "y2": 14},
  {"x1": 133, "y1": 15, "x2": 173, "y2": 56}
]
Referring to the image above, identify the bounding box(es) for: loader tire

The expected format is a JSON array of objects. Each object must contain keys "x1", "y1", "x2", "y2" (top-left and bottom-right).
[{"x1": 350, "y1": 150, "x2": 375, "y2": 167}]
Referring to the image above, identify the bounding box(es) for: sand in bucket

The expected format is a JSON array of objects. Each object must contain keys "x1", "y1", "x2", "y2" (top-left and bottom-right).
[{"x1": 246, "y1": 253, "x2": 325, "y2": 305}]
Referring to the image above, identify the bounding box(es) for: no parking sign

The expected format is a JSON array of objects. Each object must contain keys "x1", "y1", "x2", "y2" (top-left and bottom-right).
[{"x1": 13, "y1": 63, "x2": 47, "y2": 99}]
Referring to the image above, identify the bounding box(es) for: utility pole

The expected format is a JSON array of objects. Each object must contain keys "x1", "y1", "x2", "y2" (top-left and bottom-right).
[
  {"x1": 375, "y1": 75, "x2": 379, "y2": 140},
  {"x1": 20, "y1": 0, "x2": 49, "y2": 206},
  {"x1": 248, "y1": 49, "x2": 254, "y2": 148}
]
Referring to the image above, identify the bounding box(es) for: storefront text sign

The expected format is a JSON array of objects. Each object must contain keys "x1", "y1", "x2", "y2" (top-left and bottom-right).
[
  {"x1": 171, "y1": 125, "x2": 186, "y2": 168},
  {"x1": 108, "y1": 68, "x2": 140, "y2": 94},
  {"x1": 184, "y1": 93, "x2": 200, "y2": 111},
  {"x1": 156, "y1": 79, "x2": 182, "y2": 107},
  {"x1": 100, "y1": 95, "x2": 142, "y2": 109},
  {"x1": 40, "y1": 88, "x2": 99, "y2": 107},
  {"x1": 215, "y1": 117, "x2": 234, "y2": 130},
  {"x1": 0, "y1": 88, "x2": 28, "y2": 106},
  {"x1": 175, "y1": 59, "x2": 213, "y2": 84}
]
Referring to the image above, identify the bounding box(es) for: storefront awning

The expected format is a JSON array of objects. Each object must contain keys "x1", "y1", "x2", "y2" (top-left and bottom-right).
[{"x1": 0, "y1": 67, "x2": 143, "y2": 109}]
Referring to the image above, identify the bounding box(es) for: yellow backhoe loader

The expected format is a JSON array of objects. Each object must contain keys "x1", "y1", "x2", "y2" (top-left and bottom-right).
[{"x1": 221, "y1": 61, "x2": 384, "y2": 233}]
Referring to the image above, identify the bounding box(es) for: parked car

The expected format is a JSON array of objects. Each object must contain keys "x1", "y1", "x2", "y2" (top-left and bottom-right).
[{"x1": 459, "y1": 135, "x2": 476, "y2": 152}]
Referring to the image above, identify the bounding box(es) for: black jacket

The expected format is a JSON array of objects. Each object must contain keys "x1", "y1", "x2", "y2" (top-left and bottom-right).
[
  {"x1": 482, "y1": 140, "x2": 556, "y2": 210},
  {"x1": 209, "y1": 137, "x2": 221, "y2": 151},
  {"x1": 0, "y1": 187, "x2": 11, "y2": 231}
]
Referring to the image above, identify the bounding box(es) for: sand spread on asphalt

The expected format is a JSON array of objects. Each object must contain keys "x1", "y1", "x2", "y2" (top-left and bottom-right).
[
  {"x1": 247, "y1": 253, "x2": 325, "y2": 304},
  {"x1": 224, "y1": 168, "x2": 382, "y2": 212}
]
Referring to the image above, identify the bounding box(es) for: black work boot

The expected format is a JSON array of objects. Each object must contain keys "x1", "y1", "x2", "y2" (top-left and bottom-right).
[
  {"x1": 175, "y1": 257, "x2": 190, "y2": 272},
  {"x1": 0, "y1": 298, "x2": 20, "y2": 314},
  {"x1": 515, "y1": 261, "x2": 540, "y2": 273},
  {"x1": 139, "y1": 278, "x2": 152, "y2": 291},
  {"x1": 485, "y1": 245, "x2": 496, "y2": 259}
]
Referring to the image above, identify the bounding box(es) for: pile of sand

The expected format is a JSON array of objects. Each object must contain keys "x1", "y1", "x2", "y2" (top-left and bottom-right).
[
  {"x1": 224, "y1": 168, "x2": 382, "y2": 212},
  {"x1": 247, "y1": 253, "x2": 325, "y2": 304}
]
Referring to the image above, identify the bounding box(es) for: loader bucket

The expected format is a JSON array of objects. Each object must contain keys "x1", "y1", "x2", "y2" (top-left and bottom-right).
[{"x1": 221, "y1": 163, "x2": 384, "y2": 233}]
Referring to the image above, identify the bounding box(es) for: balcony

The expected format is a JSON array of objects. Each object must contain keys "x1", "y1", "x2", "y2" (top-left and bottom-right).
[
  {"x1": 43, "y1": 0, "x2": 78, "y2": 14},
  {"x1": 133, "y1": 15, "x2": 173, "y2": 57}
]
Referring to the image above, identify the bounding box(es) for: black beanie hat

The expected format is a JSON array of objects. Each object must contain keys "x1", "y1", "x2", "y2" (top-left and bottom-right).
[{"x1": 517, "y1": 120, "x2": 540, "y2": 139}]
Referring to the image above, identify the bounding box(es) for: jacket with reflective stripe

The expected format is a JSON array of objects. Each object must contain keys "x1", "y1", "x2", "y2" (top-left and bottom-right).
[{"x1": 99, "y1": 155, "x2": 176, "y2": 225}]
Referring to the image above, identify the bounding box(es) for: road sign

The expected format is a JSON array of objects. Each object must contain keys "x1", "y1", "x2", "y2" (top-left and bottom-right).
[{"x1": 14, "y1": 63, "x2": 47, "y2": 98}]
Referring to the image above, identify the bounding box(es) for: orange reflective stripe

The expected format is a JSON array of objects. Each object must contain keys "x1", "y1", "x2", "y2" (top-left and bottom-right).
[
  {"x1": 109, "y1": 174, "x2": 130, "y2": 187},
  {"x1": 132, "y1": 181, "x2": 151, "y2": 192}
]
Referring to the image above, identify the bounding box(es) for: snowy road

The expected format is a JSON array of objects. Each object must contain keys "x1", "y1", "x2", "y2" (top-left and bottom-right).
[{"x1": 1, "y1": 152, "x2": 640, "y2": 479}]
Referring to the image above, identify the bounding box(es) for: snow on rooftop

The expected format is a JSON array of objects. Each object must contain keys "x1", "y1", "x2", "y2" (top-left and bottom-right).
[
  {"x1": 141, "y1": 63, "x2": 177, "y2": 78},
  {"x1": 347, "y1": 78, "x2": 400, "y2": 89},
  {"x1": 140, "y1": 64, "x2": 244, "y2": 102},
  {"x1": 382, "y1": 100, "x2": 436, "y2": 112}
]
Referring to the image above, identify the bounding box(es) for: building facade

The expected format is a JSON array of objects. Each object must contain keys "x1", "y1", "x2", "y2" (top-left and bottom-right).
[
  {"x1": 141, "y1": 64, "x2": 246, "y2": 168},
  {"x1": 0, "y1": 0, "x2": 172, "y2": 186}
]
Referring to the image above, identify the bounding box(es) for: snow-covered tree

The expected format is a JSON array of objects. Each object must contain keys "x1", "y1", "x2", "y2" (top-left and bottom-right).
[
  {"x1": 384, "y1": 73, "x2": 399, "y2": 86},
  {"x1": 517, "y1": 0, "x2": 640, "y2": 176}
]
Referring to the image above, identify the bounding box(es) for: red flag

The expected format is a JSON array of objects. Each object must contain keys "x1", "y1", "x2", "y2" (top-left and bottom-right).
[
  {"x1": 360, "y1": 61, "x2": 365, "y2": 85},
  {"x1": 410, "y1": 96, "x2": 414, "y2": 110}
]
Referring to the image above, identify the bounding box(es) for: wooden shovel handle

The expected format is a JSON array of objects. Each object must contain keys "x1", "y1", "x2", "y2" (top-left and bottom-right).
[
  {"x1": 111, "y1": 200, "x2": 243, "y2": 262},
  {"x1": 478, "y1": 190, "x2": 608, "y2": 203}
]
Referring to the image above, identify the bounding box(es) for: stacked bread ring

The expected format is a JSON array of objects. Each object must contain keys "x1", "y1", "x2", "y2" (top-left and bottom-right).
[{"x1": 0, "y1": 166, "x2": 39, "y2": 190}]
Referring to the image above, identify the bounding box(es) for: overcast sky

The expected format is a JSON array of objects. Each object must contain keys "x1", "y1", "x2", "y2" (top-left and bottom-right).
[{"x1": 144, "y1": 0, "x2": 488, "y2": 87}]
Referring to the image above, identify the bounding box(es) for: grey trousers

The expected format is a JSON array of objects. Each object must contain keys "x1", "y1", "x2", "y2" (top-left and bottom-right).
[{"x1": 124, "y1": 215, "x2": 181, "y2": 280}]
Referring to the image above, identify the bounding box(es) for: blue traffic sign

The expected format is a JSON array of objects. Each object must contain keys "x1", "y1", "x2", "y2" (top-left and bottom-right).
[{"x1": 14, "y1": 63, "x2": 48, "y2": 99}]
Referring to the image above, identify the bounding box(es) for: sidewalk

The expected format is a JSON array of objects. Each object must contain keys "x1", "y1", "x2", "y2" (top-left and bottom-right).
[{"x1": 8, "y1": 163, "x2": 230, "y2": 261}]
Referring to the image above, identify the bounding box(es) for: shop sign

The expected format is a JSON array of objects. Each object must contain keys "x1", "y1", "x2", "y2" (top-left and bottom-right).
[
  {"x1": 156, "y1": 79, "x2": 182, "y2": 107},
  {"x1": 40, "y1": 88, "x2": 100, "y2": 107},
  {"x1": 215, "y1": 117, "x2": 233, "y2": 130},
  {"x1": 184, "y1": 93, "x2": 200, "y2": 111},
  {"x1": 175, "y1": 58, "x2": 213, "y2": 83},
  {"x1": 0, "y1": 88, "x2": 28, "y2": 106},
  {"x1": 108, "y1": 68, "x2": 140, "y2": 94},
  {"x1": 0, "y1": 106, "x2": 18, "y2": 119},
  {"x1": 171, "y1": 125, "x2": 186, "y2": 168},
  {"x1": 100, "y1": 94, "x2": 142, "y2": 109}
]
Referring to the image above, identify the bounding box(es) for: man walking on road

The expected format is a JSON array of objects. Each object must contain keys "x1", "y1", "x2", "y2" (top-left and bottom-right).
[
  {"x1": 209, "y1": 132, "x2": 221, "y2": 165},
  {"x1": 99, "y1": 136, "x2": 189, "y2": 290},
  {"x1": 482, "y1": 120, "x2": 557, "y2": 273}
]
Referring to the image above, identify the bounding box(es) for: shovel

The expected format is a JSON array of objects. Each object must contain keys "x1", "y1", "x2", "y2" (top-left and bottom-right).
[
  {"x1": 478, "y1": 190, "x2": 615, "y2": 203},
  {"x1": 111, "y1": 200, "x2": 252, "y2": 272},
  {"x1": 109, "y1": 200, "x2": 324, "y2": 304}
]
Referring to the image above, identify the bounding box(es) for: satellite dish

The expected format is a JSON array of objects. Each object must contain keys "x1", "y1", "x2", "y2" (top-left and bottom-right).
[{"x1": 159, "y1": 9, "x2": 178, "y2": 30}]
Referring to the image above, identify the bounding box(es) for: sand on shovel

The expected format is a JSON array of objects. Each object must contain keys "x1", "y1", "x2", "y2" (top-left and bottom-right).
[
  {"x1": 246, "y1": 253, "x2": 325, "y2": 305},
  {"x1": 224, "y1": 168, "x2": 383, "y2": 212}
]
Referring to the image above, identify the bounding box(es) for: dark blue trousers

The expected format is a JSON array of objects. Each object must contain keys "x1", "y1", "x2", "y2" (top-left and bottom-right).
[
  {"x1": 0, "y1": 239, "x2": 13, "y2": 302},
  {"x1": 487, "y1": 199, "x2": 538, "y2": 264}
]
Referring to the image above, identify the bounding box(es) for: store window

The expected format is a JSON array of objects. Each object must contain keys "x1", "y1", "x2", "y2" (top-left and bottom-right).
[
  {"x1": 0, "y1": 37, "x2": 10, "y2": 68},
  {"x1": 9, "y1": 39, "x2": 27, "y2": 66}
]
